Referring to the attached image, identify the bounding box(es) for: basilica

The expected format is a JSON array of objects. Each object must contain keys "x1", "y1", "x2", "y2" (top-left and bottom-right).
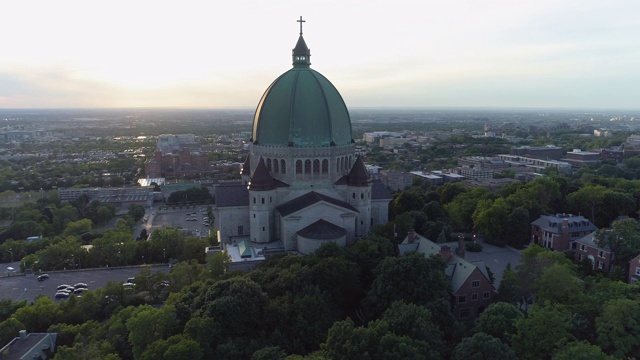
[{"x1": 214, "y1": 19, "x2": 392, "y2": 255}]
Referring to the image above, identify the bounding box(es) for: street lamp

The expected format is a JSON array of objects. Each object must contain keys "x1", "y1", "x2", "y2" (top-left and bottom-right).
[{"x1": 163, "y1": 248, "x2": 166, "y2": 262}]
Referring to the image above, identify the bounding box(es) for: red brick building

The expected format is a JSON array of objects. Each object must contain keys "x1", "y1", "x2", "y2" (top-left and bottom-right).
[
  {"x1": 530, "y1": 213, "x2": 596, "y2": 252},
  {"x1": 572, "y1": 232, "x2": 614, "y2": 274}
]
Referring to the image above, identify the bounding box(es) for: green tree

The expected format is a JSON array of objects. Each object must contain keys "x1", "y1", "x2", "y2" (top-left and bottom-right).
[
  {"x1": 380, "y1": 301, "x2": 446, "y2": 358},
  {"x1": 506, "y1": 177, "x2": 561, "y2": 221},
  {"x1": 513, "y1": 302, "x2": 576, "y2": 360},
  {"x1": 495, "y1": 263, "x2": 520, "y2": 304},
  {"x1": 472, "y1": 198, "x2": 510, "y2": 246},
  {"x1": 473, "y1": 302, "x2": 523, "y2": 344},
  {"x1": 516, "y1": 245, "x2": 574, "y2": 297},
  {"x1": 63, "y1": 218, "x2": 93, "y2": 237},
  {"x1": 13, "y1": 296, "x2": 62, "y2": 332},
  {"x1": 251, "y1": 346, "x2": 287, "y2": 360},
  {"x1": 566, "y1": 184, "x2": 607, "y2": 226},
  {"x1": 534, "y1": 263, "x2": 584, "y2": 306},
  {"x1": 0, "y1": 317, "x2": 26, "y2": 345},
  {"x1": 322, "y1": 318, "x2": 437, "y2": 360},
  {"x1": 552, "y1": 341, "x2": 613, "y2": 360},
  {"x1": 362, "y1": 253, "x2": 450, "y2": 319},
  {"x1": 0, "y1": 298, "x2": 27, "y2": 323},
  {"x1": 506, "y1": 207, "x2": 530, "y2": 248},
  {"x1": 594, "y1": 218, "x2": 640, "y2": 267},
  {"x1": 445, "y1": 187, "x2": 490, "y2": 232},
  {"x1": 127, "y1": 204, "x2": 146, "y2": 222},
  {"x1": 205, "y1": 252, "x2": 230, "y2": 279},
  {"x1": 126, "y1": 305, "x2": 178, "y2": 359},
  {"x1": 451, "y1": 332, "x2": 517, "y2": 360},
  {"x1": 390, "y1": 188, "x2": 425, "y2": 219},
  {"x1": 596, "y1": 298, "x2": 640, "y2": 358},
  {"x1": 140, "y1": 334, "x2": 203, "y2": 360}
]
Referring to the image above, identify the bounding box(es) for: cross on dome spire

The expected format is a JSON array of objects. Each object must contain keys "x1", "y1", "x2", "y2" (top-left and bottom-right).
[
  {"x1": 297, "y1": 16, "x2": 305, "y2": 36},
  {"x1": 292, "y1": 16, "x2": 311, "y2": 67}
]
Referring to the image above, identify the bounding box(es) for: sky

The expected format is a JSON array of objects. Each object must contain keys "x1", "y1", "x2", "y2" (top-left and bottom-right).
[{"x1": 1, "y1": 0, "x2": 639, "y2": 110}]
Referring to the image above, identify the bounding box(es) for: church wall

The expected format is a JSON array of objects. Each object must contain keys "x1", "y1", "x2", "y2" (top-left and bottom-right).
[
  {"x1": 216, "y1": 206, "x2": 250, "y2": 244},
  {"x1": 298, "y1": 234, "x2": 346, "y2": 255},
  {"x1": 371, "y1": 199, "x2": 391, "y2": 226},
  {"x1": 279, "y1": 203, "x2": 357, "y2": 251}
]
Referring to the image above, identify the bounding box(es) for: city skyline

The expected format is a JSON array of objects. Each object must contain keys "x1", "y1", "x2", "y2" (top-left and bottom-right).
[{"x1": 1, "y1": 0, "x2": 639, "y2": 110}]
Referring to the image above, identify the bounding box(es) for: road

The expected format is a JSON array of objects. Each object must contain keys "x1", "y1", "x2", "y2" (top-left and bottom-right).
[
  {"x1": 1, "y1": 204, "x2": 212, "y2": 303},
  {"x1": 0, "y1": 265, "x2": 169, "y2": 303}
]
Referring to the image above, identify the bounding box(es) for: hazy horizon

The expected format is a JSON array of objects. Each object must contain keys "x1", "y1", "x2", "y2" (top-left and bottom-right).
[{"x1": 2, "y1": 1, "x2": 639, "y2": 110}]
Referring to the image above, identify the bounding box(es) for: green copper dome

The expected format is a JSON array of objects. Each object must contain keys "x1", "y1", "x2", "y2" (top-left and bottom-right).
[{"x1": 252, "y1": 33, "x2": 353, "y2": 148}]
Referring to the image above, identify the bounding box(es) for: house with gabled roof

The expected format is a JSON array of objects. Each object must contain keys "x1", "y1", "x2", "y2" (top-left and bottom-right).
[
  {"x1": 530, "y1": 213, "x2": 596, "y2": 251},
  {"x1": 572, "y1": 232, "x2": 614, "y2": 274},
  {"x1": 399, "y1": 230, "x2": 496, "y2": 320}
]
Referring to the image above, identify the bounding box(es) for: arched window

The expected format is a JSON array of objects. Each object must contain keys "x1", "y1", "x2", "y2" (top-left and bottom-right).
[
  {"x1": 336, "y1": 160, "x2": 340, "y2": 172},
  {"x1": 273, "y1": 159, "x2": 279, "y2": 173},
  {"x1": 322, "y1": 159, "x2": 328, "y2": 174},
  {"x1": 296, "y1": 160, "x2": 302, "y2": 174},
  {"x1": 305, "y1": 160, "x2": 311, "y2": 174},
  {"x1": 281, "y1": 159, "x2": 286, "y2": 174},
  {"x1": 266, "y1": 158, "x2": 272, "y2": 171},
  {"x1": 349, "y1": 156, "x2": 353, "y2": 168},
  {"x1": 313, "y1": 159, "x2": 320, "y2": 174}
]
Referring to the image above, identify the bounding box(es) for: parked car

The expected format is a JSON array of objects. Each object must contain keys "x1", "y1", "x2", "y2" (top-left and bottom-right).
[
  {"x1": 55, "y1": 292, "x2": 70, "y2": 299},
  {"x1": 74, "y1": 288, "x2": 87, "y2": 295},
  {"x1": 57, "y1": 284, "x2": 71, "y2": 291},
  {"x1": 74, "y1": 283, "x2": 88, "y2": 289},
  {"x1": 37, "y1": 274, "x2": 49, "y2": 282}
]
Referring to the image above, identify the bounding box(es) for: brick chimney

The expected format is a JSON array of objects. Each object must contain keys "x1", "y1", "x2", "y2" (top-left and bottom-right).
[
  {"x1": 457, "y1": 233, "x2": 465, "y2": 259},
  {"x1": 407, "y1": 229, "x2": 416, "y2": 244},
  {"x1": 440, "y1": 245, "x2": 452, "y2": 262}
]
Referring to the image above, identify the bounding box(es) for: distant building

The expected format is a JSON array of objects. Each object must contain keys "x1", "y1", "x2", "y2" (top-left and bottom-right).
[
  {"x1": 458, "y1": 156, "x2": 509, "y2": 171},
  {"x1": 379, "y1": 170, "x2": 413, "y2": 192},
  {"x1": 58, "y1": 187, "x2": 153, "y2": 208},
  {"x1": 593, "y1": 129, "x2": 612, "y2": 137},
  {"x1": 510, "y1": 145, "x2": 564, "y2": 160},
  {"x1": 431, "y1": 170, "x2": 465, "y2": 183},
  {"x1": 530, "y1": 213, "x2": 596, "y2": 252},
  {"x1": 144, "y1": 134, "x2": 212, "y2": 178},
  {"x1": 457, "y1": 167, "x2": 494, "y2": 181},
  {"x1": 0, "y1": 330, "x2": 57, "y2": 360},
  {"x1": 497, "y1": 154, "x2": 572, "y2": 173},
  {"x1": 362, "y1": 131, "x2": 404, "y2": 145},
  {"x1": 399, "y1": 231, "x2": 495, "y2": 320},
  {"x1": 409, "y1": 171, "x2": 444, "y2": 185},
  {"x1": 564, "y1": 149, "x2": 600, "y2": 168}
]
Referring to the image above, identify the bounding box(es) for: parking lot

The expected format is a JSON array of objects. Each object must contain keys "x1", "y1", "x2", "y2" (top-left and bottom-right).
[
  {"x1": 0, "y1": 205, "x2": 212, "y2": 303},
  {"x1": 0, "y1": 265, "x2": 169, "y2": 303},
  {"x1": 150, "y1": 206, "x2": 212, "y2": 238}
]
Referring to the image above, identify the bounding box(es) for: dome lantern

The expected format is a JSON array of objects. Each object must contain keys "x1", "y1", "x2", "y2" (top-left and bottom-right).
[{"x1": 292, "y1": 16, "x2": 311, "y2": 67}]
